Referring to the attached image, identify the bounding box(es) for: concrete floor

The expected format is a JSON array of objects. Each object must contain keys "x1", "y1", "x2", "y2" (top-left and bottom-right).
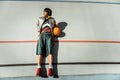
[{"x1": 1, "y1": 74, "x2": 120, "y2": 80}]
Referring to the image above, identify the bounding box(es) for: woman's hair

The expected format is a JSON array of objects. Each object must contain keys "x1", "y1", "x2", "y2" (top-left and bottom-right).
[{"x1": 44, "y1": 8, "x2": 52, "y2": 16}]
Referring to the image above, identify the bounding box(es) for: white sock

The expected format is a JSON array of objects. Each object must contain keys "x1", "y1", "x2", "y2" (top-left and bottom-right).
[
  {"x1": 37, "y1": 64, "x2": 41, "y2": 68},
  {"x1": 48, "y1": 65, "x2": 53, "y2": 69}
]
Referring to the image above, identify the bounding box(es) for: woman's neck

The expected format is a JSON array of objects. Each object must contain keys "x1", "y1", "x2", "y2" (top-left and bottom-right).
[{"x1": 45, "y1": 16, "x2": 50, "y2": 19}]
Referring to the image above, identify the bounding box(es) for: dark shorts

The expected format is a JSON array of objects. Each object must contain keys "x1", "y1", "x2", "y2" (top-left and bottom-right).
[{"x1": 36, "y1": 32, "x2": 52, "y2": 57}]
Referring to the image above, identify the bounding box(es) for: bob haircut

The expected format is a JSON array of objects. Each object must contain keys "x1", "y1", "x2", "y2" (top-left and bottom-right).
[{"x1": 44, "y1": 8, "x2": 52, "y2": 16}]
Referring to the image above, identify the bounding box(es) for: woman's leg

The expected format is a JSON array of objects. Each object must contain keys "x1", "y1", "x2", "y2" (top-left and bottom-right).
[
  {"x1": 48, "y1": 54, "x2": 53, "y2": 66},
  {"x1": 36, "y1": 55, "x2": 42, "y2": 76},
  {"x1": 37, "y1": 55, "x2": 43, "y2": 67},
  {"x1": 36, "y1": 55, "x2": 43, "y2": 76},
  {"x1": 36, "y1": 34, "x2": 44, "y2": 76},
  {"x1": 48, "y1": 54, "x2": 53, "y2": 76},
  {"x1": 46, "y1": 33, "x2": 53, "y2": 76},
  {"x1": 37, "y1": 34, "x2": 44, "y2": 67}
]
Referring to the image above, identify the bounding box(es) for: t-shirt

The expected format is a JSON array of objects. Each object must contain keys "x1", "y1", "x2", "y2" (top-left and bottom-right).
[{"x1": 41, "y1": 18, "x2": 51, "y2": 33}]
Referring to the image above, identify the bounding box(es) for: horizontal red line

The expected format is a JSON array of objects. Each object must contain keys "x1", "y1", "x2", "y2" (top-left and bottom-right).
[
  {"x1": 0, "y1": 40, "x2": 37, "y2": 43},
  {"x1": 0, "y1": 40, "x2": 120, "y2": 44}
]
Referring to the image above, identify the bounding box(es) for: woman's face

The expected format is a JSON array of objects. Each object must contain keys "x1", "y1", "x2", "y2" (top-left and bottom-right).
[{"x1": 43, "y1": 11, "x2": 48, "y2": 17}]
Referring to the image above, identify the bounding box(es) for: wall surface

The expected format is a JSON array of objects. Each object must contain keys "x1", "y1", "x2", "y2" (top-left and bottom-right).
[{"x1": 0, "y1": 0, "x2": 120, "y2": 77}]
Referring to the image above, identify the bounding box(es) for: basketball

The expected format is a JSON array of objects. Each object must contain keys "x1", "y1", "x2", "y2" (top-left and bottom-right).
[{"x1": 53, "y1": 27, "x2": 61, "y2": 37}]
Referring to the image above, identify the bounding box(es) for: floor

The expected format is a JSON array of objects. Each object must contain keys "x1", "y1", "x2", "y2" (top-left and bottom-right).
[{"x1": 1, "y1": 74, "x2": 120, "y2": 80}]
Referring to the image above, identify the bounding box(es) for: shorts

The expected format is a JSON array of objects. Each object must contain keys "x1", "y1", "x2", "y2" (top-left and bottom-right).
[{"x1": 36, "y1": 32, "x2": 52, "y2": 57}]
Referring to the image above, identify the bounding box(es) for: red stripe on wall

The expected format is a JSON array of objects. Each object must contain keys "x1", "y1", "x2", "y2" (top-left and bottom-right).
[{"x1": 0, "y1": 40, "x2": 120, "y2": 43}]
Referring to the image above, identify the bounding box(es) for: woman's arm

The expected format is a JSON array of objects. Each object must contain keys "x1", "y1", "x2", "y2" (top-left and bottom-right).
[{"x1": 36, "y1": 19, "x2": 41, "y2": 36}]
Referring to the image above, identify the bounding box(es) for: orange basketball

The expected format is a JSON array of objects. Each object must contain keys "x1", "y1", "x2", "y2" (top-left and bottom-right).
[{"x1": 53, "y1": 27, "x2": 61, "y2": 37}]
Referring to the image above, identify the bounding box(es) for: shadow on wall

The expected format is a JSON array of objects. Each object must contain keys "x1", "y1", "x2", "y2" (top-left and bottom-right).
[
  {"x1": 52, "y1": 21, "x2": 68, "y2": 78},
  {"x1": 41, "y1": 21, "x2": 68, "y2": 78}
]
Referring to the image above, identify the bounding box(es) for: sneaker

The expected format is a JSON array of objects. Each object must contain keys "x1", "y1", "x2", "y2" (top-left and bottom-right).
[
  {"x1": 36, "y1": 68, "x2": 42, "y2": 76},
  {"x1": 48, "y1": 68, "x2": 53, "y2": 76}
]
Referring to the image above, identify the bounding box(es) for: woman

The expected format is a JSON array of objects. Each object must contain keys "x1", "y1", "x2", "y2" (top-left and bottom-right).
[{"x1": 36, "y1": 8, "x2": 58, "y2": 76}]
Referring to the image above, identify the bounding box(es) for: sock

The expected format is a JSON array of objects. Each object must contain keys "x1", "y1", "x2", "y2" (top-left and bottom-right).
[
  {"x1": 48, "y1": 64, "x2": 53, "y2": 69},
  {"x1": 37, "y1": 64, "x2": 41, "y2": 68}
]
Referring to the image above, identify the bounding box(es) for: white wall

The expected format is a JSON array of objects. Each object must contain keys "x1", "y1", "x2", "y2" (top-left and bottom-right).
[{"x1": 0, "y1": 1, "x2": 120, "y2": 77}]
